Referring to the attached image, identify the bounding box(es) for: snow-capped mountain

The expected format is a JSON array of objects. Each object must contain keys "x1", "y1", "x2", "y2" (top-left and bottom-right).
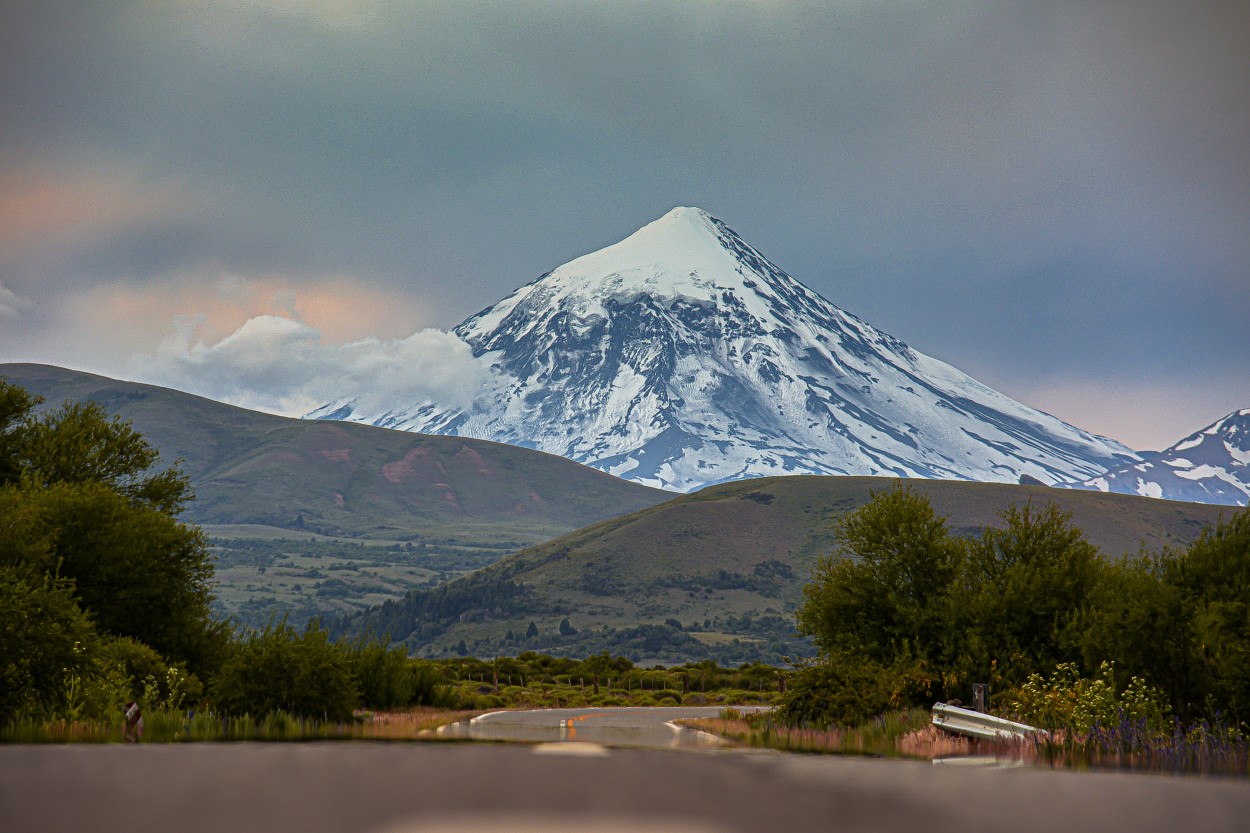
[
  {"x1": 311, "y1": 207, "x2": 1138, "y2": 491},
  {"x1": 1058, "y1": 410, "x2": 1250, "y2": 506}
]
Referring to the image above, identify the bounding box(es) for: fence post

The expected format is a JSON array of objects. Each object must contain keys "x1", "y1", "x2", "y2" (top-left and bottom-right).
[{"x1": 973, "y1": 683, "x2": 989, "y2": 713}]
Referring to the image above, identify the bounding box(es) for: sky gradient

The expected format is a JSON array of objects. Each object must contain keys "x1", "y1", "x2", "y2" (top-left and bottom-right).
[{"x1": 1, "y1": 0, "x2": 1246, "y2": 451}]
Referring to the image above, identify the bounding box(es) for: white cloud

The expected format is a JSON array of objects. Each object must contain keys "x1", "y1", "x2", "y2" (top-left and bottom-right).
[{"x1": 130, "y1": 314, "x2": 495, "y2": 419}]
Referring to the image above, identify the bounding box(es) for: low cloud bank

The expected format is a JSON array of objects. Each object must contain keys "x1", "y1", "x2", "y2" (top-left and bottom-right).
[{"x1": 131, "y1": 314, "x2": 493, "y2": 420}]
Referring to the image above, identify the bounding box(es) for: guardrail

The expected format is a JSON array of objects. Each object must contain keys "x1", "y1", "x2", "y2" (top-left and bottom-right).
[{"x1": 931, "y1": 702, "x2": 1046, "y2": 741}]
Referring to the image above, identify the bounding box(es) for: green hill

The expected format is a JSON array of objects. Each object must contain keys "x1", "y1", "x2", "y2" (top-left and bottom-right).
[
  {"x1": 342, "y1": 476, "x2": 1236, "y2": 665},
  {"x1": 0, "y1": 364, "x2": 670, "y2": 625}
]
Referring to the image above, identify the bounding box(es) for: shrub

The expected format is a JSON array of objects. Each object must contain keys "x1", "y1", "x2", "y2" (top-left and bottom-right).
[
  {"x1": 776, "y1": 652, "x2": 892, "y2": 728},
  {"x1": 0, "y1": 565, "x2": 95, "y2": 723},
  {"x1": 1003, "y1": 661, "x2": 1170, "y2": 733},
  {"x1": 347, "y1": 638, "x2": 447, "y2": 709},
  {"x1": 210, "y1": 620, "x2": 358, "y2": 721}
]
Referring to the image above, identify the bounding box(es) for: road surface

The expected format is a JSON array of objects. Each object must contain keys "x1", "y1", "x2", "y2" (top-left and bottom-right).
[
  {"x1": 2, "y1": 709, "x2": 1248, "y2": 833},
  {"x1": 441, "y1": 705, "x2": 766, "y2": 748}
]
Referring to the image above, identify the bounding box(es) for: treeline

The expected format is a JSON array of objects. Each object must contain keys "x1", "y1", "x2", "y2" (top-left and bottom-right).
[
  {"x1": 0, "y1": 380, "x2": 445, "y2": 727},
  {"x1": 332, "y1": 574, "x2": 538, "y2": 646},
  {"x1": 443, "y1": 618, "x2": 808, "y2": 667},
  {"x1": 438, "y1": 652, "x2": 784, "y2": 709},
  {"x1": 781, "y1": 483, "x2": 1250, "y2": 726}
]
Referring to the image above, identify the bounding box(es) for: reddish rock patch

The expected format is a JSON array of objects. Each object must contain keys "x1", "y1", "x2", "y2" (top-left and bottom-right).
[
  {"x1": 320, "y1": 448, "x2": 352, "y2": 464},
  {"x1": 452, "y1": 444, "x2": 492, "y2": 476},
  {"x1": 382, "y1": 447, "x2": 434, "y2": 484}
]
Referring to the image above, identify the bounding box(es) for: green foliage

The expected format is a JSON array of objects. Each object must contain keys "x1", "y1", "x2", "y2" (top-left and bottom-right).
[
  {"x1": 346, "y1": 636, "x2": 448, "y2": 709},
  {"x1": 437, "y1": 653, "x2": 785, "y2": 710},
  {"x1": 962, "y1": 502, "x2": 1106, "y2": 683},
  {"x1": 1081, "y1": 551, "x2": 1200, "y2": 718},
  {"x1": 775, "y1": 653, "x2": 891, "y2": 728},
  {"x1": 1004, "y1": 661, "x2": 1170, "y2": 733},
  {"x1": 1167, "y1": 508, "x2": 1250, "y2": 720},
  {"x1": 210, "y1": 620, "x2": 359, "y2": 721},
  {"x1": 793, "y1": 484, "x2": 1250, "y2": 729},
  {"x1": 798, "y1": 484, "x2": 961, "y2": 669},
  {"x1": 0, "y1": 379, "x2": 226, "y2": 696},
  {"x1": 19, "y1": 482, "x2": 220, "y2": 668},
  {"x1": 0, "y1": 382, "x2": 41, "y2": 485},
  {"x1": 90, "y1": 637, "x2": 203, "y2": 711},
  {"x1": 4, "y1": 395, "x2": 191, "y2": 514},
  {"x1": 0, "y1": 565, "x2": 95, "y2": 723}
]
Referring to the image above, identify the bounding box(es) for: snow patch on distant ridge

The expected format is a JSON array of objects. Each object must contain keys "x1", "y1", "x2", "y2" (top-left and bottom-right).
[{"x1": 1059, "y1": 409, "x2": 1250, "y2": 506}]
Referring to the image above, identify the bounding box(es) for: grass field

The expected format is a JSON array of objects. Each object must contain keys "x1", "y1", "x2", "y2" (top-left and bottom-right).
[{"x1": 346, "y1": 475, "x2": 1233, "y2": 663}]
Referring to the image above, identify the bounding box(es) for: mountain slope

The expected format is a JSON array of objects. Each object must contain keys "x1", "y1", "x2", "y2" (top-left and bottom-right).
[
  {"x1": 340, "y1": 476, "x2": 1233, "y2": 664},
  {"x1": 313, "y1": 207, "x2": 1137, "y2": 491},
  {"x1": 0, "y1": 363, "x2": 669, "y2": 543},
  {"x1": 1060, "y1": 410, "x2": 1250, "y2": 506}
]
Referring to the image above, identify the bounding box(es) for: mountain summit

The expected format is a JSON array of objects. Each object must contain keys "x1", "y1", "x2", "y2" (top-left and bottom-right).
[
  {"x1": 1060, "y1": 410, "x2": 1250, "y2": 506},
  {"x1": 312, "y1": 208, "x2": 1137, "y2": 491}
]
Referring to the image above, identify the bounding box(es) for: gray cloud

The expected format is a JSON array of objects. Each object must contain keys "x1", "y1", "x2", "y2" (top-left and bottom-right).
[{"x1": 1, "y1": 0, "x2": 1246, "y2": 449}]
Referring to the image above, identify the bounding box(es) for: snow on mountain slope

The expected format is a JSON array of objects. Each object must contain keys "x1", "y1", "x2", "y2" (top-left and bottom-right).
[
  {"x1": 311, "y1": 207, "x2": 1138, "y2": 491},
  {"x1": 1058, "y1": 410, "x2": 1250, "y2": 506}
]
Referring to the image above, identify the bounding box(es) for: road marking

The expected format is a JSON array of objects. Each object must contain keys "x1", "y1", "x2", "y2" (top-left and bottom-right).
[
  {"x1": 532, "y1": 742, "x2": 610, "y2": 757},
  {"x1": 469, "y1": 710, "x2": 509, "y2": 724},
  {"x1": 665, "y1": 721, "x2": 727, "y2": 746}
]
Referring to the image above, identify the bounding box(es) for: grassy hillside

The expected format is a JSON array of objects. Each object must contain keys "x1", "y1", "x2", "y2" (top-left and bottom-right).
[
  {"x1": 2, "y1": 363, "x2": 668, "y2": 540},
  {"x1": 1, "y1": 363, "x2": 670, "y2": 625},
  {"x1": 342, "y1": 476, "x2": 1235, "y2": 665}
]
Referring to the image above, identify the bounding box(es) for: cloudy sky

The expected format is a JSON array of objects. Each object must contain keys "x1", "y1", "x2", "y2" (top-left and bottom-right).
[{"x1": 1, "y1": 0, "x2": 1246, "y2": 450}]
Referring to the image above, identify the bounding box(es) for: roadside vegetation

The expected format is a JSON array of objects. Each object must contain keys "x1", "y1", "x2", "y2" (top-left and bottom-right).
[
  {"x1": 761, "y1": 483, "x2": 1250, "y2": 774},
  {"x1": 0, "y1": 380, "x2": 460, "y2": 742}
]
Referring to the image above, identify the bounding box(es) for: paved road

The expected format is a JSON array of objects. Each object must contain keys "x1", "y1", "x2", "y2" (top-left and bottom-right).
[
  {"x1": 3, "y1": 736, "x2": 1249, "y2": 833},
  {"x1": 441, "y1": 705, "x2": 767, "y2": 748}
]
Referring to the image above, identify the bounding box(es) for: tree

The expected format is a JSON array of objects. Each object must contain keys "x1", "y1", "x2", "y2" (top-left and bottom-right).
[
  {"x1": 1166, "y1": 507, "x2": 1250, "y2": 720},
  {"x1": 0, "y1": 565, "x2": 95, "y2": 723},
  {"x1": 0, "y1": 382, "x2": 39, "y2": 485},
  {"x1": 210, "y1": 620, "x2": 358, "y2": 721},
  {"x1": 25, "y1": 482, "x2": 219, "y2": 667},
  {"x1": 10, "y1": 398, "x2": 191, "y2": 514},
  {"x1": 0, "y1": 379, "x2": 225, "y2": 679},
  {"x1": 776, "y1": 652, "x2": 891, "y2": 727},
  {"x1": 797, "y1": 483, "x2": 961, "y2": 668},
  {"x1": 961, "y1": 502, "x2": 1106, "y2": 685},
  {"x1": 1082, "y1": 551, "x2": 1201, "y2": 719}
]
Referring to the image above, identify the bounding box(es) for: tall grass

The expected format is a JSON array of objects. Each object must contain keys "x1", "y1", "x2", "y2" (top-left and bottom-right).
[
  {"x1": 683, "y1": 707, "x2": 932, "y2": 757},
  {"x1": 1, "y1": 706, "x2": 480, "y2": 744},
  {"x1": 688, "y1": 707, "x2": 1250, "y2": 776},
  {"x1": 1016, "y1": 714, "x2": 1250, "y2": 776}
]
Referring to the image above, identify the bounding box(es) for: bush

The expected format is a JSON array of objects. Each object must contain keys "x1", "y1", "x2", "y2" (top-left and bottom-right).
[
  {"x1": 777, "y1": 652, "x2": 892, "y2": 728},
  {"x1": 347, "y1": 638, "x2": 447, "y2": 709},
  {"x1": 472, "y1": 694, "x2": 502, "y2": 709},
  {"x1": 210, "y1": 620, "x2": 358, "y2": 721},
  {"x1": 1003, "y1": 661, "x2": 1170, "y2": 733},
  {"x1": 0, "y1": 565, "x2": 95, "y2": 723}
]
